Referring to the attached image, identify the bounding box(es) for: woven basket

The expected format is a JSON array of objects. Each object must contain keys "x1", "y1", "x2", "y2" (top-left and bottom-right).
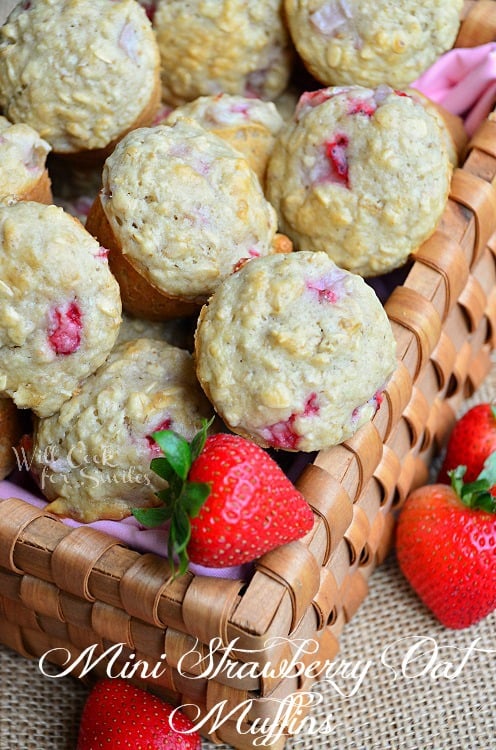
[{"x1": 2, "y1": 4, "x2": 496, "y2": 748}]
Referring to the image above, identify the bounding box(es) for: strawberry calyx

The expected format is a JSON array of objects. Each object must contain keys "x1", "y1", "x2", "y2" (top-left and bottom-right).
[
  {"x1": 132, "y1": 418, "x2": 214, "y2": 577},
  {"x1": 449, "y1": 451, "x2": 496, "y2": 513}
]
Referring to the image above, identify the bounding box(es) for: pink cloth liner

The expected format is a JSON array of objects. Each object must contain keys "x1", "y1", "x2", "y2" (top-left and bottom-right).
[
  {"x1": 413, "y1": 42, "x2": 496, "y2": 135},
  {"x1": 0, "y1": 477, "x2": 250, "y2": 580},
  {"x1": 1, "y1": 43, "x2": 495, "y2": 577}
]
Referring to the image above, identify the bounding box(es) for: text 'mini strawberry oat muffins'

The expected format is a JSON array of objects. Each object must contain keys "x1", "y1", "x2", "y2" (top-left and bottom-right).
[
  {"x1": 0, "y1": 116, "x2": 52, "y2": 204},
  {"x1": 31, "y1": 338, "x2": 215, "y2": 522},
  {"x1": 0, "y1": 202, "x2": 121, "y2": 417},
  {"x1": 195, "y1": 251, "x2": 397, "y2": 452},
  {"x1": 0, "y1": 0, "x2": 160, "y2": 157},
  {"x1": 266, "y1": 85, "x2": 452, "y2": 277},
  {"x1": 165, "y1": 94, "x2": 284, "y2": 186},
  {"x1": 284, "y1": 0, "x2": 463, "y2": 89},
  {"x1": 153, "y1": 0, "x2": 294, "y2": 106},
  {"x1": 86, "y1": 120, "x2": 282, "y2": 319}
]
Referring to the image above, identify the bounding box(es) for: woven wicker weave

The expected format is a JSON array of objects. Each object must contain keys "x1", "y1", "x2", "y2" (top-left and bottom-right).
[{"x1": 1, "y1": 4, "x2": 496, "y2": 748}]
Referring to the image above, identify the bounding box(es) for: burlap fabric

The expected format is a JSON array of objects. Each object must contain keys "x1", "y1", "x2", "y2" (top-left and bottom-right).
[{"x1": 1, "y1": 359, "x2": 495, "y2": 749}]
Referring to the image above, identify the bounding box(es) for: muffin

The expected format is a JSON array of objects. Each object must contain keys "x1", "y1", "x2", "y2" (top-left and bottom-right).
[
  {"x1": 284, "y1": 0, "x2": 463, "y2": 89},
  {"x1": 266, "y1": 85, "x2": 452, "y2": 277},
  {"x1": 0, "y1": 116, "x2": 52, "y2": 204},
  {"x1": 165, "y1": 94, "x2": 284, "y2": 185},
  {"x1": 153, "y1": 0, "x2": 294, "y2": 105},
  {"x1": 195, "y1": 251, "x2": 397, "y2": 452},
  {"x1": 86, "y1": 120, "x2": 284, "y2": 320},
  {"x1": 0, "y1": 202, "x2": 122, "y2": 417},
  {"x1": 30, "y1": 338, "x2": 214, "y2": 522},
  {"x1": 0, "y1": 0, "x2": 160, "y2": 157},
  {"x1": 0, "y1": 396, "x2": 24, "y2": 480}
]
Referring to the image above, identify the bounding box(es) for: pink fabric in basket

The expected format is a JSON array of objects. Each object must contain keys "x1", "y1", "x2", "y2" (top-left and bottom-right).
[
  {"x1": 413, "y1": 42, "x2": 496, "y2": 135},
  {"x1": 0, "y1": 478, "x2": 248, "y2": 580}
]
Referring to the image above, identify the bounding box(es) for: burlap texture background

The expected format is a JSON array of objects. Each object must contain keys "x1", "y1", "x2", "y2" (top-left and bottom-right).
[{"x1": 1, "y1": 362, "x2": 495, "y2": 749}]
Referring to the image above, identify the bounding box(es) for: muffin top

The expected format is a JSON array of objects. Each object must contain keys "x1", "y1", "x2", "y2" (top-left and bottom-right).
[
  {"x1": 100, "y1": 120, "x2": 278, "y2": 301},
  {"x1": 0, "y1": 202, "x2": 121, "y2": 417},
  {"x1": 284, "y1": 0, "x2": 463, "y2": 88},
  {"x1": 154, "y1": 0, "x2": 293, "y2": 105},
  {"x1": 166, "y1": 94, "x2": 284, "y2": 183},
  {"x1": 195, "y1": 251, "x2": 397, "y2": 452},
  {"x1": 0, "y1": 116, "x2": 50, "y2": 202},
  {"x1": 266, "y1": 85, "x2": 452, "y2": 277},
  {"x1": 31, "y1": 337, "x2": 214, "y2": 522},
  {"x1": 0, "y1": 0, "x2": 160, "y2": 153}
]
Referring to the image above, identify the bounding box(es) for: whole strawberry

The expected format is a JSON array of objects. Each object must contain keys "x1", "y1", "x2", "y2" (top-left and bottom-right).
[
  {"x1": 438, "y1": 403, "x2": 496, "y2": 485},
  {"x1": 396, "y1": 456, "x2": 496, "y2": 629},
  {"x1": 77, "y1": 679, "x2": 200, "y2": 749},
  {"x1": 133, "y1": 420, "x2": 314, "y2": 572}
]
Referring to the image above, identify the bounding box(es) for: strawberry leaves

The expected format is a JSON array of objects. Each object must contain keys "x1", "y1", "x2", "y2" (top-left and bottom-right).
[
  {"x1": 132, "y1": 419, "x2": 213, "y2": 577},
  {"x1": 449, "y1": 452, "x2": 496, "y2": 513}
]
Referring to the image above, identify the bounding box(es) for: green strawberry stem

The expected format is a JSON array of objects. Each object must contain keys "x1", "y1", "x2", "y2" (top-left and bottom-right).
[
  {"x1": 132, "y1": 418, "x2": 214, "y2": 577},
  {"x1": 448, "y1": 450, "x2": 496, "y2": 513}
]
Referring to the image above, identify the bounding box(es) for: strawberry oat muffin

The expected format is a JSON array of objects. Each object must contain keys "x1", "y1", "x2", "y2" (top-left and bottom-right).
[
  {"x1": 266, "y1": 85, "x2": 452, "y2": 277},
  {"x1": 195, "y1": 251, "x2": 397, "y2": 452},
  {"x1": 284, "y1": 0, "x2": 463, "y2": 88},
  {"x1": 165, "y1": 94, "x2": 284, "y2": 185},
  {"x1": 0, "y1": 202, "x2": 121, "y2": 417},
  {"x1": 0, "y1": 116, "x2": 52, "y2": 204},
  {"x1": 153, "y1": 0, "x2": 293, "y2": 106},
  {"x1": 86, "y1": 120, "x2": 281, "y2": 319},
  {"x1": 0, "y1": 0, "x2": 160, "y2": 156},
  {"x1": 30, "y1": 338, "x2": 214, "y2": 522}
]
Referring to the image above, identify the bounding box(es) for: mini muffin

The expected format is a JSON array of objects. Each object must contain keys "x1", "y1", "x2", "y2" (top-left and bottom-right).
[
  {"x1": 31, "y1": 338, "x2": 214, "y2": 522},
  {"x1": 266, "y1": 85, "x2": 452, "y2": 277},
  {"x1": 153, "y1": 0, "x2": 294, "y2": 106},
  {"x1": 166, "y1": 94, "x2": 284, "y2": 185},
  {"x1": 0, "y1": 397, "x2": 24, "y2": 480},
  {"x1": 284, "y1": 0, "x2": 463, "y2": 89},
  {"x1": 86, "y1": 120, "x2": 283, "y2": 319},
  {"x1": 195, "y1": 251, "x2": 397, "y2": 452},
  {"x1": 0, "y1": 0, "x2": 160, "y2": 157},
  {"x1": 0, "y1": 116, "x2": 52, "y2": 204},
  {"x1": 0, "y1": 202, "x2": 121, "y2": 417}
]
